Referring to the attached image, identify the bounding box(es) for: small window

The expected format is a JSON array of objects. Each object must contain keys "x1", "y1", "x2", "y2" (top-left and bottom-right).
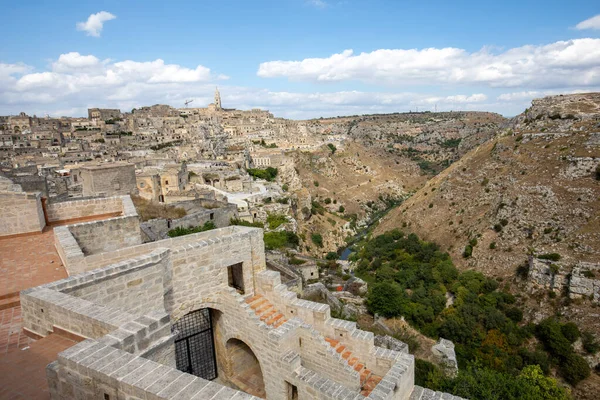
[
  {"x1": 210, "y1": 212, "x2": 214, "y2": 220},
  {"x1": 165, "y1": 180, "x2": 169, "y2": 185},
  {"x1": 139, "y1": 182, "x2": 145, "y2": 188},
  {"x1": 227, "y1": 263, "x2": 244, "y2": 294}
]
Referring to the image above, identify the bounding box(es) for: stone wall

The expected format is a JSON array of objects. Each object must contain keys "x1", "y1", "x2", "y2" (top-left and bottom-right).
[
  {"x1": 68, "y1": 215, "x2": 141, "y2": 256},
  {"x1": 53, "y1": 196, "x2": 142, "y2": 272},
  {"x1": 46, "y1": 196, "x2": 125, "y2": 222},
  {"x1": 81, "y1": 163, "x2": 137, "y2": 197},
  {"x1": 0, "y1": 190, "x2": 45, "y2": 236},
  {"x1": 24, "y1": 226, "x2": 417, "y2": 400},
  {"x1": 140, "y1": 203, "x2": 237, "y2": 241},
  {"x1": 61, "y1": 249, "x2": 171, "y2": 316}
]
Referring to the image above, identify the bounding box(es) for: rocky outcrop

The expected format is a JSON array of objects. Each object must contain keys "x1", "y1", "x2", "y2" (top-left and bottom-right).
[
  {"x1": 374, "y1": 335, "x2": 409, "y2": 354},
  {"x1": 431, "y1": 338, "x2": 458, "y2": 377},
  {"x1": 527, "y1": 257, "x2": 569, "y2": 292},
  {"x1": 343, "y1": 276, "x2": 368, "y2": 296},
  {"x1": 302, "y1": 282, "x2": 342, "y2": 313},
  {"x1": 570, "y1": 262, "x2": 600, "y2": 302},
  {"x1": 527, "y1": 257, "x2": 600, "y2": 302}
]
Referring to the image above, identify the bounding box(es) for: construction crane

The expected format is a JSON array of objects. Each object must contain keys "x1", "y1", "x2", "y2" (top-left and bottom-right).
[{"x1": 184, "y1": 99, "x2": 194, "y2": 108}]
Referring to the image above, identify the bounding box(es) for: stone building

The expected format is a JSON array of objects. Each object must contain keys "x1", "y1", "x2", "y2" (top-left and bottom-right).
[
  {"x1": 136, "y1": 163, "x2": 189, "y2": 202},
  {"x1": 20, "y1": 218, "x2": 426, "y2": 399},
  {"x1": 80, "y1": 163, "x2": 137, "y2": 197},
  {"x1": 88, "y1": 108, "x2": 122, "y2": 122}
]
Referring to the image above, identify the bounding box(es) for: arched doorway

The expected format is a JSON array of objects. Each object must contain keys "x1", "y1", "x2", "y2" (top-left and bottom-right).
[{"x1": 224, "y1": 338, "x2": 266, "y2": 398}]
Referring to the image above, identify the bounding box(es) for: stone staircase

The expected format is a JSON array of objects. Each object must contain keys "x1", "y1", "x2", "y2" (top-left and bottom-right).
[
  {"x1": 244, "y1": 294, "x2": 288, "y2": 328},
  {"x1": 324, "y1": 337, "x2": 383, "y2": 396}
]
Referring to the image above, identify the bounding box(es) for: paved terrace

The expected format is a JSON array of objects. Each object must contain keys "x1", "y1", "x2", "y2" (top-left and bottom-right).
[{"x1": 0, "y1": 211, "x2": 122, "y2": 399}]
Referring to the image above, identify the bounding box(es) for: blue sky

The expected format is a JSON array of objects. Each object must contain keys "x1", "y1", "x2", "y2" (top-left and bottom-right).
[{"x1": 1, "y1": 0, "x2": 599, "y2": 118}]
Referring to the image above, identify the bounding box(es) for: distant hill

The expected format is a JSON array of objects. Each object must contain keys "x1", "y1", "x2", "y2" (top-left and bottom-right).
[{"x1": 377, "y1": 93, "x2": 600, "y2": 276}]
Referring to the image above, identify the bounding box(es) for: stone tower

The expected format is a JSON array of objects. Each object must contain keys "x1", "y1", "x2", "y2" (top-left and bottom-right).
[{"x1": 214, "y1": 87, "x2": 222, "y2": 110}]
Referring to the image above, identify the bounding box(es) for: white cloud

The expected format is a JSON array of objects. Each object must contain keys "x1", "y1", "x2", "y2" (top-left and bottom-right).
[
  {"x1": 306, "y1": 0, "x2": 328, "y2": 8},
  {"x1": 575, "y1": 14, "x2": 600, "y2": 30},
  {"x1": 76, "y1": 11, "x2": 116, "y2": 37},
  {"x1": 0, "y1": 55, "x2": 497, "y2": 118},
  {"x1": 0, "y1": 52, "x2": 226, "y2": 115},
  {"x1": 0, "y1": 50, "x2": 589, "y2": 120},
  {"x1": 258, "y1": 39, "x2": 600, "y2": 89}
]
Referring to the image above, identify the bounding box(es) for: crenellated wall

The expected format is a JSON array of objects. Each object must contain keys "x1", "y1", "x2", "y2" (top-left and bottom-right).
[{"x1": 22, "y1": 226, "x2": 421, "y2": 400}]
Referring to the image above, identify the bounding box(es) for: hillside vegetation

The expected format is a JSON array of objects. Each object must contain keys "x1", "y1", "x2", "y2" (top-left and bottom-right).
[{"x1": 376, "y1": 93, "x2": 600, "y2": 333}]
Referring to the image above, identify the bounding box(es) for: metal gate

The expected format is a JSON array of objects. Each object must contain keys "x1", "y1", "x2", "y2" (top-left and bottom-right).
[{"x1": 173, "y1": 309, "x2": 217, "y2": 380}]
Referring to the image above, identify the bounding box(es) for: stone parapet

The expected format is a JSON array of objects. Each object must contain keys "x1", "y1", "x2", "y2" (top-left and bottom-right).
[
  {"x1": 23, "y1": 226, "x2": 416, "y2": 399},
  {"x1": 0, "y1": 190, "x2": 46, "y2": 236}
]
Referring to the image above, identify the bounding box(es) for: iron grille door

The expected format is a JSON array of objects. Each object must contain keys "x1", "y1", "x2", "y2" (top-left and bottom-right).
[{"x1": 173, "y1": 308, "x2": 217, "y2": 380}]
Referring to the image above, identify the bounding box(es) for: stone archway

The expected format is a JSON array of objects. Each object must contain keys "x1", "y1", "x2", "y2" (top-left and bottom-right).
[{"x1": 224, "y1": 338, "x2": 266, "y2": 398}]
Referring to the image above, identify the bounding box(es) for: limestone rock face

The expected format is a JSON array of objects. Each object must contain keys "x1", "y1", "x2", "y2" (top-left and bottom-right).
[
  {"x1": 431, "y1": 338, "x2": 458, "y2": 377},
  {"x1": 341, "y1": 303, "x2": 359, "y2": 320},
  {"x1": 374, "y1": 335, "x2": 409, "y2": 354},
  {"x1": 343, "y1": 276, "x2": 368, "y2": 296},
  {"x1": 292, "y1": 187, "x2": 312, "y2": 220},
  {"x1": 527, "y1": 257, "x2": 568, "y2": 291},
  {"x1": 302, "y1": 282, "x2": 342, "y2": 313},
  {"x1": 569, "y1": 262, "x2": 600, "y2": 302}
]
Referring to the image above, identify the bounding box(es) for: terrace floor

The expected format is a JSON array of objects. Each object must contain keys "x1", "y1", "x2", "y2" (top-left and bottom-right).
[
  {"x1": 0, "y1": 333, "x2": 78, "y2": 399},
  {"x1": 0, "y1": 212, "x2": 121, "y2": 300},
  {"x1": 0, "y1": 211, "x2": 121, "y2": 395}
]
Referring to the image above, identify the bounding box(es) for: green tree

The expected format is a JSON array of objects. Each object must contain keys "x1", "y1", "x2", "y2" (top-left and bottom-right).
[
  {"x1": 311, "y1": 233, "x2": 323, "y2": 247},
  {"x1": 366, "y1": 282, "x2": 405, "y2": 317}
]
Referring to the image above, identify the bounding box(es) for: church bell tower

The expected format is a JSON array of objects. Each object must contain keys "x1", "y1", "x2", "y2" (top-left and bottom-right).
[{"x1": 214, "y1": 87, "x2": 222, "y2": 110}]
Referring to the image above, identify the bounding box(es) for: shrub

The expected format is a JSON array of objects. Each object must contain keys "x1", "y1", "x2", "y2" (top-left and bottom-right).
[
  {"x1": 538, "y1": 253, "x2": 561, "y2": 261},
  {"x1": 282, "y1": 184, "x2": 289, "y2": 192},
  {"x1": 313, "y1": 180, "x2": 319, "y2": 187},
  {"x1": 167, "y1": 221, "x2": 216, "y2": 237},
  {"x1": 266, "y1": 213, "x2": 288, "y2": 230},
  {"x1": 414, "y1": 359, "x2": 441, "y2": 387},
  {"x1": 596, "y1": 164, "x2": 600, "y2": 180},
  {"x1": 505, "y1": 307, "x2": 523, "y2": 322},
  {"x1": 494, "y1": 224, "x2": 503, "y2": 232},
  {"x1": 582, "y1": 331, "x2": 600, "y2": 354},
  {"x1": 247, "y1": 167, "x2": 278, "y2": 181},
  {"x1": 560, "y1": 353, "x2": 590, "y2": 385},
  {"x1": 325, "y1": 252, "x2": 338, "y2": 260},
  {"x1": 489, "y1": 242, "x2": 496, "y2": 249},
  {"x1": 311, "y1": 233, "x2": 323, "y2": 247},
  {"x1": 535, "y1": 318, "x2": 572, "y2": 359},
  {"x1": 327, "y1": 143, "x2": 336, "y2": 154},
  {"x1": 338, "y1": 205, "x2": 345, "y2": 213},
  {"x1": 463, "y1": 245, "x2": 473, "y2": 258},
  {"x1": 264, "y1": 231, "x2": 299, "y2": 250},
  {"x1": 324, "y1": 198, "x2": 332, "y2": 204},
  {"x1": 561, "y1": 322, "x2": 580, "y2": 343},
  {"x1": 230, "y1": 218, "x2": 263, "y2": 228},
  {"x1": 289, "y1": 257, "x2": 306, "y2": 265}
]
